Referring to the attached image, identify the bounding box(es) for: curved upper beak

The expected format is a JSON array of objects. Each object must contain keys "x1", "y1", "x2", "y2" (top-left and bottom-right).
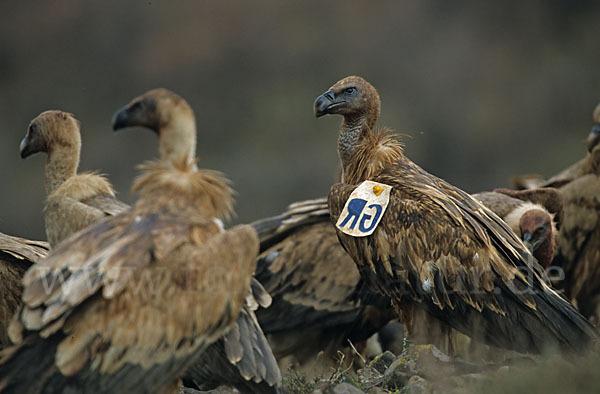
[
  {"x1": 314, "y1": 89, "x2": 336, "y2": 118},
  {"x1": 19, "y1": 136, "x2": 31, "y2": 159},
  {"x1": 111, "y1": 105, "x2": 131, "y2": 132}
]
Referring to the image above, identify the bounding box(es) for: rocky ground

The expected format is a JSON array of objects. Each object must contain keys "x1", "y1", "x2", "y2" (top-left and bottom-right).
[{"x1": 186, "y1": 343, "x2": 600, "y2": 394}]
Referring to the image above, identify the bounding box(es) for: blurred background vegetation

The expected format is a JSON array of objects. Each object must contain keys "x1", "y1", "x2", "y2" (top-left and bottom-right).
[{"x1": 1, "y1": 1, "x2": 599, "y2": 241}]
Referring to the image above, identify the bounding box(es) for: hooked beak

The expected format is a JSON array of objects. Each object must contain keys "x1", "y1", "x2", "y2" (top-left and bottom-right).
[
  {"x1": 522, "y1": 231, "x2": 533, "y2": 253},
  {"x1": 111, "y1": 105, "x2": 131, "y2": 132},
  {"x1": 19, "y1": 136, "x2": 32, "y2": 159},
  {"x1": 314, "y1": 89, "x2": 338, "y2": 118}
]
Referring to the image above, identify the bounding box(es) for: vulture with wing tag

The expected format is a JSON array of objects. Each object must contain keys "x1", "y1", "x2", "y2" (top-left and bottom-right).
[{"x1": 315, "y1": 75, "x2": 597, "y2": 354}]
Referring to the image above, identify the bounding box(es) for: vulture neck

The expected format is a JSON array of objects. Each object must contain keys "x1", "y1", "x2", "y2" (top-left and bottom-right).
[
  {"x1": 45, "y1": 145, "x2": 80, "y2": 195},
  {"x1": 158, "y1": 114, "x2": 197, "y2": 166},
  {"x1": 338, "y1": 113, "x2": 371, "y2": 176},
  {"x1": 338, "y1": 110, "x2": 403, "y2": 184}
]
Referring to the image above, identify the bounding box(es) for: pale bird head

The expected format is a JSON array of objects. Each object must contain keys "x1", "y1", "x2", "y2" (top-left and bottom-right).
[
  {"x1": 20, "y1": 110, "x2": 81, "y2": 159},
  {"x1": 112, "y1": 88, "x2": 196, "y2": 163},
  {"x1": 112, "y1": 88, "x2": 193, "y2": 133},
  {"x1": 314, "y1": 75, "x2": 381, "y2": 124}
]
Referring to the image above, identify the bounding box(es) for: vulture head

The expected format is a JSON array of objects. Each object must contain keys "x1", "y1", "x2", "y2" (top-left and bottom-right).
[
  {"x1": 519, "y1": 209, "x2": 555, "y2": 268},
  {"x1": 112, "y1": 88, "x2": 196, "y2": 164},
  {"x1": 588, "y1": 102, "x2": 600, "y2": 153},
  {"x1": 314, "y1": 76, "x2": 381, "y2": 128},
  {"x1": 20, "y1": 111, "x2": 81, "y2": 159}
]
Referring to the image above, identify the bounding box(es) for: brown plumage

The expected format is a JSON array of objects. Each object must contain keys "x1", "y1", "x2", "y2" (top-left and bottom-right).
[
  {"x1": 511, "y1": 116, "x2": 600, "y2": 320},
  {"x1": 250, "y1": 198, "x2": 395, "y2": 367},
  {"x1": 251, "y1": 191, "x2": 559, "y2": 363},
  {"x1": 473, "y1": 188, "x2": 562, "y2": 268},
  {"x1": 0, "y1": 89, "x2": 259, "y2": 394},
  {"x1": 0, "y1": 233, "x2": 48, "y2": 348},
  {"x1": 113, "y1": 88, "x2": 281, "y2": 393},
  {"x1": 20, "y1": 110, "x2": 129, "y2": 247},
  {"x1": 183, "y1": 278, "x2": 281, "y2": 393},
  {"x1": 316, "y1": 75, "x2": 596, "y2": 354}
]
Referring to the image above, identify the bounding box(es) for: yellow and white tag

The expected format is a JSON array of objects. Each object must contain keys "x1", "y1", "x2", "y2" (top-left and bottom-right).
[{"x1": 336, "y1": 180, "x2": 393, "y2": 237}]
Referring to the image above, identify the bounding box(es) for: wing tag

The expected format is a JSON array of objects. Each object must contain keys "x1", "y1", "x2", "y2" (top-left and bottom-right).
[{"x1": 336, "y1": 180, "x2": 392, "y2": 237}]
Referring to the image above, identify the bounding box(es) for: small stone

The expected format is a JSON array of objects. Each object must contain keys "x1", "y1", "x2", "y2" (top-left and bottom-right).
[
  {"x1": 383, "y1": 358, "x2": 413, "y2": 388},
  {"x1": 368, "y1": 351, "x2": 396, "y2": 373}
]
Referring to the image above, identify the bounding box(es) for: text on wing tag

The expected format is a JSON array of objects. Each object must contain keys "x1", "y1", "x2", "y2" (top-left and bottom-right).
[{"x1": 336, "y1": 180, "x2": 392, "y2": 237}]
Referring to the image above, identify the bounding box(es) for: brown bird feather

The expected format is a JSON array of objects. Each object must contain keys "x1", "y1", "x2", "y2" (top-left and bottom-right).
[
  {"x1": 316, "y1": 75, "x2": 597, "y2": 354},
  {"x1": 0, "y1": 233, "x2": 48, "y2": 348},
  {"x1": 555, "y1": 172, "x2": 600, "y2": 320},
  {"x1": 0, "y1": 89, "x2": 259, "y2": 394},
  {"x1": 20, "y1": 110, "x2": 129, "y2": 247},
  {"x1": 113, "y1": 88, "x2": 282, "y2": 394},
  {"x1": 250, "y1": 198, "x2": 396, "y2": 368},
  {"x1": 183, "y1": 278, "x2": 282, "y2": 393}
]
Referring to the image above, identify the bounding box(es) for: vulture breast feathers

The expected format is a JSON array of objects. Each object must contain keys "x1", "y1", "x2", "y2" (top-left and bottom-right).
[
  {"x1": 20, "y1": 111, "x2": 129, "y2": 247},
  {"x1": 0, "y1": 233, "x2": 48, "y2": 348},
  {"x1": 316, "y1": 75, "x2": 597, "y2": 354},
  {"x1": 0, "y1": 89, "x2": 259, "y2": 394},
  {"x1": 250, "y1": 198, "x2": 395, "y2": 363}
]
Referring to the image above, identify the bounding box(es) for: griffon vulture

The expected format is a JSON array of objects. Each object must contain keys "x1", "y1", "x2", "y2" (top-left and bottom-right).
[
  {"x1": 112, "y1": 89, "x2": 282, "y2": 393},
  {"x1": 314, "y1": 75, "x2": 596, "y2": 354},
  {"x1": 19, "y1": 111, "x2": 128, "y2": 247},
  {"x1": 0, "y1": 233, "x2": 48, "y2": 348},
  {"x1": 0, "y1": 89, "x2": 259, "y2": 394}
]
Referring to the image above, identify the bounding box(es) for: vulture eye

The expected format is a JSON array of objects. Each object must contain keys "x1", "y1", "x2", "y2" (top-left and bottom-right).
[
  {"x1": 29, "y1": 123, "x2": 37, "y2": 135},
  {"x1": 344, "y1": 87, "x2": 357, "y2": 95},
  {"x1": 131, "y1": 101, "x2": 143, "y2": 111},
  {"x1": 534, "y1": 225, "x2": 546, "y2": 236}
]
